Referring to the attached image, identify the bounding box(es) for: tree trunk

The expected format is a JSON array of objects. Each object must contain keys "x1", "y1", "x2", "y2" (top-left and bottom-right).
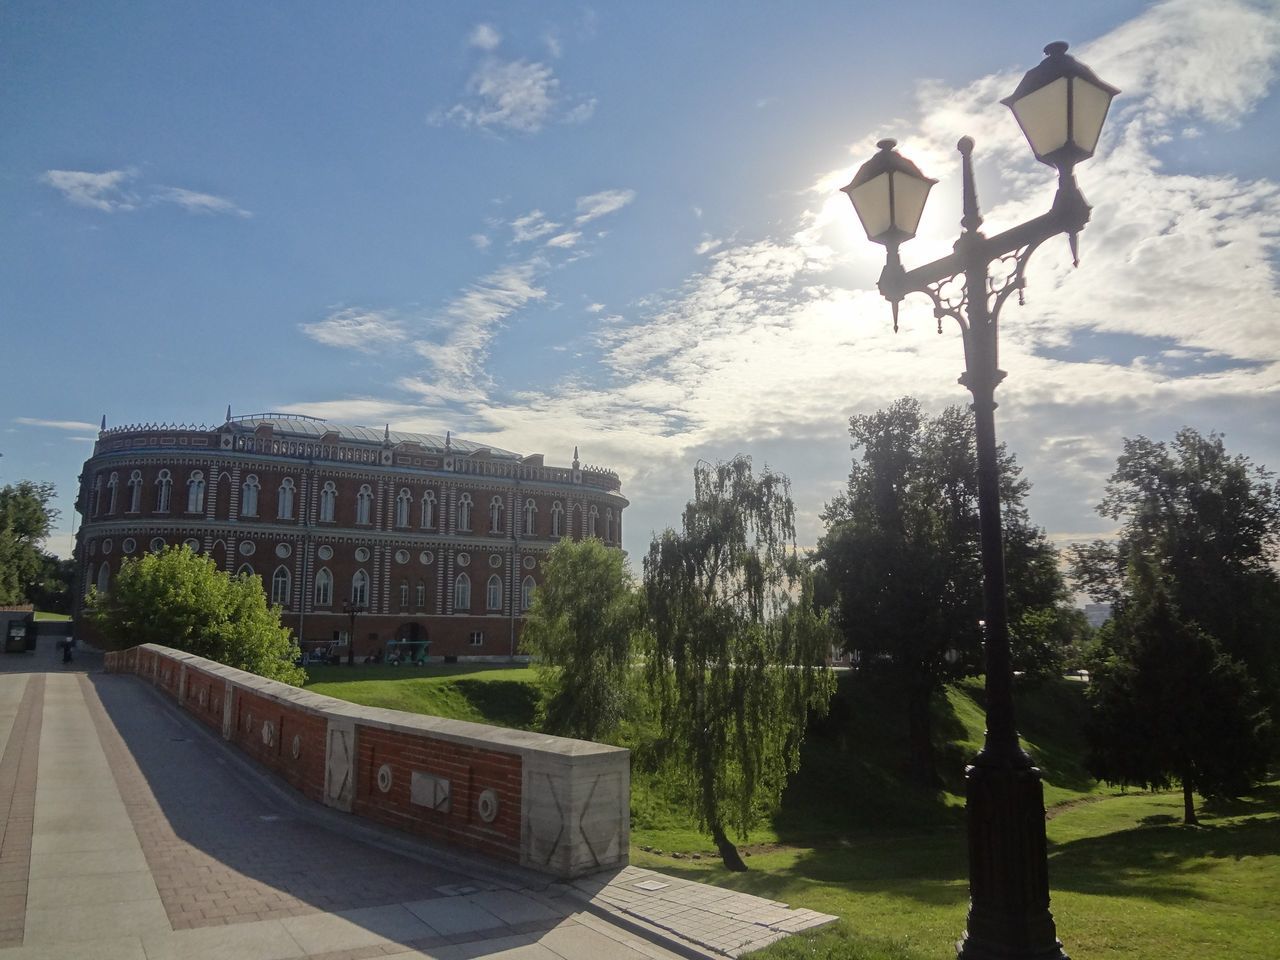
[
  {"x1": 711, "y1": 822, "x2": 748, "y2": 871},
  {"x1": 1182, "y1": 781, "x2": 1199, "y2": 826},
  {"x1": 907, "y1": 678, "x2": 940, "y2": 788}
]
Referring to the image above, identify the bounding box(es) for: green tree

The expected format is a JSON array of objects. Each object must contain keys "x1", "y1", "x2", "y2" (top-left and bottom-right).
[
  {"x1": 644, "y1": 456, "x2": 836, "y2": 871},
  {"x1": 0, "y1": 481, "x2": 60, "y2": 605},
  {"x1": 28, "y1": 555, "x2": 76, "y2": 614},
  {"x1": 88, "y1": 545, "x2": 305, "y2": 685},
  {"x1": 1087, "y1": 560, "x2": 1272, "y2": 824},
  {"x1": 1070, "y1": 429, "x2": 1280, "y2": 714},
  {"x1": 816, "y1": 398, "x2": 1070, "y2": 785},
  {"x1": 521, "y1": 538, "x2": 645, "y2": 742}
]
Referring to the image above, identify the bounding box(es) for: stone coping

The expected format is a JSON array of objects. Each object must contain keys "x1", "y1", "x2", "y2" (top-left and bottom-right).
[{"x1": 128, "y1": 644, "x2": 627, "y2": 762}]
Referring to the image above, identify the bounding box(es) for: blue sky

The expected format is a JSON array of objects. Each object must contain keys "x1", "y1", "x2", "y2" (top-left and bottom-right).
[{"x1": 3, "y1": 1, "x2": 1279, "y2": 577}]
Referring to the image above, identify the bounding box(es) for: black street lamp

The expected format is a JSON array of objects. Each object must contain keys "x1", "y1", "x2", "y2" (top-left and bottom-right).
[
  {"x1": 342, "y1": 600, "x2": 366, "y2": 667},
  {"x1": 841, "y1": 42, "x2": 1117, "y2": 960}
]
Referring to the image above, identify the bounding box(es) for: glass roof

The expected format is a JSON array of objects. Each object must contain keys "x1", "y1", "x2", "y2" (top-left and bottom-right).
[{"x1": 228, "y1": 415, "x2": 521, "y2": 459}]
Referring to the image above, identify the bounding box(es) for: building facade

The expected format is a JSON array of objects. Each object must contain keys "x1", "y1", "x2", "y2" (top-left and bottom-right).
[{"x1": 73, "y1": 413, "x2": 628, "y2": 660}]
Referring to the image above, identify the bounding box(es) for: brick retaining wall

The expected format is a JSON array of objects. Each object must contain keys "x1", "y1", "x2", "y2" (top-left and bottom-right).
[{"x1": 105, "y1": 644, "x2": 629, "y2": 878}]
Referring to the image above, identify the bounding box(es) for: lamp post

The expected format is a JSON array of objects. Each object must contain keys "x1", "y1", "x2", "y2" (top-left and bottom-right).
[
  {"x1": 841, "y1": 42, "x2": 1117, "y2": 960},
  {"x1": 342, "y1": 600, "x2": 365, "y2": 667}
]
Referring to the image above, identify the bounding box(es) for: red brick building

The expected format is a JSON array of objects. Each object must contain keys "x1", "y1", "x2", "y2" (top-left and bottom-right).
[{"x1": 74, "y1": 413, "x2": 628, "y2": 659}]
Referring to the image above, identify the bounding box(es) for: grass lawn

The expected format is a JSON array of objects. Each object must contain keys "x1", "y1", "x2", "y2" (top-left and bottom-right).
[
  {"x1": 306, "y1": 666, "x2": 1280, "y2": 959},
  {"x1": 303, "y1": 662, "x2": 539, "y2": 728},
  {"x1": 634, "y1": 781, "x2": 1280, "y2": 960},
  {"x1": 33, "y1": 611, "x2": 71, "y2": 621}
]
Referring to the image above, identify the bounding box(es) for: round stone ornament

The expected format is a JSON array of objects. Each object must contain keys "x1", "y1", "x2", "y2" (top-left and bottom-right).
[{"x1": 477, "y1": 788, "x2": 499, "y2": 823}]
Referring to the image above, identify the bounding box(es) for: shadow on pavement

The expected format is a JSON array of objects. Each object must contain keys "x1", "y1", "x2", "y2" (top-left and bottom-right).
[{"x1": 82, "y1": 668, "x2": 513, "y2": 950}]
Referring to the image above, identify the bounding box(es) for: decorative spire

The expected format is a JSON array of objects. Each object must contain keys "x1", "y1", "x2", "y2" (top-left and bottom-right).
[
  {"x1": 226, "y1": 404, "x2": 232, "y2": 422},
  {"x1": 573, "y1": 446, "x2": 580, "y2": 469},
  {"x1": 100, "y1": 414, "x2": 106, "y2": 431},
  {"x1": 445, "y1": 430, "x2": 452, "y2": 453},
  {"x1": 384, "y1": 423, "x2": 390, "y2": 442}
]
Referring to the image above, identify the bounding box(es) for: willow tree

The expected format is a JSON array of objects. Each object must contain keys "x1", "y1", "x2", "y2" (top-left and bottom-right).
[
  {"x1": 644, "y1": 456, "x2": 835, "y2": 871},
  {"x1": 522, "y1": 537, "x2": 645, "y2": 742}
]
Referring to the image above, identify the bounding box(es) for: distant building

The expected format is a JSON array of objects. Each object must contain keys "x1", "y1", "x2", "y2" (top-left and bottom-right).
[
  {"x1": 1082, "y1": 602, "x2": 1112, "y2": 629},
  {"x1": 73, "y1": 412, "x2": 627, "y2": 660}
]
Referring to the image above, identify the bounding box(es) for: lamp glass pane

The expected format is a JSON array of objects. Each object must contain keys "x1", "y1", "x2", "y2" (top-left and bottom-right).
[
  {"x1": 890, "y1": 171, "x2": 931, "y2": 237},
  {"x1": 1070, "y1": 78, "x2": 1112, "y2": 154},
  {"x1": 1012, "y1": 76, "x2": 1068, "y2": 157},
  {"x1": 848, "y1": 174, "x2": 892, "y2": 241}
]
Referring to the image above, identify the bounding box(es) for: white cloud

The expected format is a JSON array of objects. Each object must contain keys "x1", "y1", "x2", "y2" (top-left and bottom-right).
[
  {"x1": 41, "y1": 169, "x2": 250, "y2": 217},
  {"x1": 469, "y1": 23, "x2": 501, "y2": 51},
  {"x1": 546, "y1": 231, "x2": 581, "y2": 248},
  {"x1": 574, "y1": 188, "x2": 636, "y2": 224},
  {"x1": 586, "y1": 303, "x2": 605, "y2": 314},
  {"x1": 543, "y1": 31, "x2": 562, "y2": 58},
  {"x1": 40, "y1": 169, "x2": 136, "y2": 212},
  {"x1": 276, "y1": 398, "x2": 421, "y2": 424},
  {"x1": 510, "y1": 210, "x2": 560, "y2": 243},
  {"x1": 15, "y1": 417, "x2": 100, "y2": 431},
  {"x1": 471, "y1": 233, "x2": 491, "y2": 250},
  {"x1": 694, "y1": 236, "x2": 723, "y2": 255},
  {"x1": 152, "y1": 186, "x2": 251, "y2": 218},
  {"x1": 299, "y1": 308, "x2": 407, "y2": 352},
  {"x1": 416, "y1": 260, "x2": 547, "y2": 384},
  {"x1": 439, "y1": 59, "x2": 560, "y2": 134},
  {"x1": 562, "y1": 98, "x2": 597, "y2": 125}
]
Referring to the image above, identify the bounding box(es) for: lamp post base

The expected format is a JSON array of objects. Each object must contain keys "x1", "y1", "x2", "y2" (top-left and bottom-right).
[{"x1": 956, "y1": 761, "x2": 1068, "y2": 960}]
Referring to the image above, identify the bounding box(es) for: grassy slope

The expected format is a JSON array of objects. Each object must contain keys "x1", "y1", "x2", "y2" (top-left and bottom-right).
[
  {"x1": 304, "y1": 663, "x2": 539, "y2": 729},
  {"x1": 305, "y1": 667, "x2": 1280, "y2": 960}
]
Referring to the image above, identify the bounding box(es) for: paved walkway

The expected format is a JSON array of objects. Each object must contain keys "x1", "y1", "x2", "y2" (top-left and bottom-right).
[{"x1": 0, "y1": 642, "x2": 834, "y2": 959}]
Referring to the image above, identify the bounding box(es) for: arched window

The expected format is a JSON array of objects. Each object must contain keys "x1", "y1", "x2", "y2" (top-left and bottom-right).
[
  {"x1": 277, "y1": 478, "x2": 295, "y2": 520},
  {"x1": 96, "y1": 562, "x2": 111, "y2": 594},
  {"x1": 415, "y1": 581, "x2": 425, "y2": 607},
  {"x1": 91, "y1": 475, "x2": 102, "y2": 516},
  {"x1": 319, "y1": 481, "x2": 337, "y2": 522},
  {"x1": 588, "y1": 505, "x2": 599, "y2": 538},
  {"x1": 457, "y1": 494, "x2": 473, "y2": 532},
  {"x1": 605, "y1": 508, "x2": 614, "y2": 543},
  {"x1": 241, "y1": 475, "x2": 260, "y2": 517},
  {"x1": 420, "y1": 490, "x2": 436, "y2": 528},
  {"x1": 314, "y1": 568, "x2": 333, "y2": 606},
  {"x1": 351, "y1": 569, "x2": 369, "y2": 606},
  {"x1": 522, "y1": 575, "x2": 535, "y2": 611},
  {"x1": 106, "y1": 472, "x2": 119, "y2": 514},
  {"x1": 356, "y1": 485, "x2": 372, "y2": 525},
  {"x1": 453, "y1": 573, "x2": 470, "y2": 611},
  {"x1": 486, "y1": 574, "x2": 502, "y2": 611},
  {"x1": 551, "y1": 501, "x2": 563, "y2": 538},
  {"x1": 236, "y1": 563, "x2": 256, "y2": 580},
  {"x1": 155, "y1": 470, "x2": 172, "y2": 513},
  {"x1": 396, "y1": 488, "x2": 411, "y2": 528},
  {"x1": 128, "y1": 470, "x2": 142, "y2": 513},
  {"x1": 271, "y1": 566, "x2": 291, "y2": 606},
  {"x1": 187, "y1": 471, "x2": 205, "y2": 513},
  {"x1": 399, "y1": 579, "x2": 409, "y2": 609},
  {"x1": 489, "y1": 496, "x2": 504, "y2": 533},
  {"x1": 524, "y1": 499, "x2": 537, "y2": 536}
]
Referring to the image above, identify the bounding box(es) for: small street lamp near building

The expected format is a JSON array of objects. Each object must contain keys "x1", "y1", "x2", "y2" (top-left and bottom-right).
[
  {"x1": 342, "y1": 600, "x2": 365, "y2": 667},
  {"x1": 840, "y1": 42, "x2": 1117, "y2": 960}
]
